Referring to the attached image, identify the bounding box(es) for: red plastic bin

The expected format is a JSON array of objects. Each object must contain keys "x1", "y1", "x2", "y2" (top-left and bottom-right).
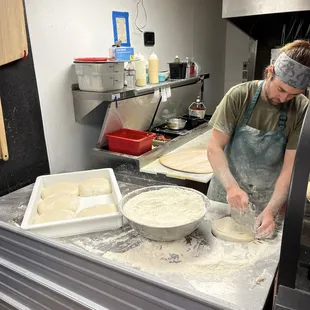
[{"x1": 106, "y1": 128, "x2": 156, "y2": 156}]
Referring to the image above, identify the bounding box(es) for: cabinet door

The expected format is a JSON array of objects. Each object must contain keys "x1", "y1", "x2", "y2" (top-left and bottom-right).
[{"x1": 0, "y1": 0, "x2": 28, "y2": 66}]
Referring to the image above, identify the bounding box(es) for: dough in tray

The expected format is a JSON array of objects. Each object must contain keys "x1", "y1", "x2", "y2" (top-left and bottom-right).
[
  {"x1": 77, "y1": 204, "x2": 118, "y2": 218},
  {"x1": 37, "y1": 194, "x2": 80, "y2": 215},
  {"x1": 211, "y1": 216, "x2": 255, "y2": 243},
  {"x1": 41, "y1": 182, "x2": 78, "y2": 199},
  {"x1": 79, "y1": 178, "x2": 112, "y2": 197},
  {"x1": 34, "y1": 209, "x2": 76, "y2": 225}
]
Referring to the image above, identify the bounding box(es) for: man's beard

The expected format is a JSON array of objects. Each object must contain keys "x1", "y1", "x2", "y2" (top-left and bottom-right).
[{"x1": 264, "y1": 81, "x2": 283, "y2": 106}]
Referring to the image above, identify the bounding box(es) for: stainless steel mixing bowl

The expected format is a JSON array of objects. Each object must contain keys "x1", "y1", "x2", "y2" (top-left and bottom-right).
[{"x1": 119, "y1": 185, "x2": 210, "y2": 241}]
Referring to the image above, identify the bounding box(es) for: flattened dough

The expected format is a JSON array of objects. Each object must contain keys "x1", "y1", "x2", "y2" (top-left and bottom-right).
[
  {"x1": 211, "y1": 217, "x2": 255, "y2": 243},
  {"x1": 77, "y1": 204, "x2": 118, "y2": 218},
  {"x1": 37, "y1": 194, "x2": 80, "y2": 215},
  {"x1": 79, "y1": 178, "x2": 112, "y2": 197},
  {"x1": 41, "y1": 182, "x2": 78, "y2": 199},
  {"x1": 34, "y1": 209, "x2": 76, "y2": 225},
  {"x1": 159, "y1": 148, "x2": 213, "y2": 174}
]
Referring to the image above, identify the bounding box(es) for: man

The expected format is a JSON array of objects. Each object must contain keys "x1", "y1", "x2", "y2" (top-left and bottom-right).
[{"x1": 207, "y1": 40, "x2": 310, "y2": 239}]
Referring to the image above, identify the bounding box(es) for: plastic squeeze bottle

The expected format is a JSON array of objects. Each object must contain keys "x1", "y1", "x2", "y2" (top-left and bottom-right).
[
  {"x1": 135, "y1": 53, "x2": 147, "y2": 87},
  {"x1": 148, "y1": 52, "x2": 159, "y2": 84}
]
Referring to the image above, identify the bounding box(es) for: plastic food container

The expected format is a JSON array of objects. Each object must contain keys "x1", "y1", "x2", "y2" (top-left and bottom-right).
[
  {"x1": 168, "y1": 62, "x2": 187, "y2": 79},
  {"x1": 106, "y1": 128, "x2": 156, "y2": 156},
  {"x1": 74, "y1": 60, "x2": 125, "y2": 92},
  {"x1": 21, "y1": 168, "x2": 123, "y2": 238}
]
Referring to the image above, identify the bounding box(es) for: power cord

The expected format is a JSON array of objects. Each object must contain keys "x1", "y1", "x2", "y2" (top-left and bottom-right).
[{"x1": 134, "y1": 0, "x2": 147, "y2": 33}]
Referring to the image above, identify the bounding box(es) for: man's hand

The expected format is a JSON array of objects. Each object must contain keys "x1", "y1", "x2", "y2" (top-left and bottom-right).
[
  {"x1": 255, "y1": 208, "x2": 275, "y2": 239},
  {"x1": 226, "y1": 186, "x2": 249, "y2": 209}
]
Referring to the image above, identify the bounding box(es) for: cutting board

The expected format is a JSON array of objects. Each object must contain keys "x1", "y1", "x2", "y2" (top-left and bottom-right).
[
  {"x1": 0, "y1": 0, "x2": 28, "y2": 66},
  {"x1": 0, "y1": 98, "x2": 9, "y2": 161},
  {"x1": 159, "y1": 148, "x2": 213, "y2": 174}
]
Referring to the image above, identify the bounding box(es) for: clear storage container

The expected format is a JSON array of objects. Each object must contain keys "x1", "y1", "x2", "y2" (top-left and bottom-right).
[{"x1": 74, "y1": 60, "x2": 124, "y2": 92}]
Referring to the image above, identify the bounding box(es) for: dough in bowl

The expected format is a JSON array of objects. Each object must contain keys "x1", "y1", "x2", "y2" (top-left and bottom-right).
[
  {"x1": 79, "y1": 178, "x2": 112, "y2": 197},
  {"x1": 123, "y1": 187, "x2": 206, "y2": 227},
  {"x1": 34, "y1": 209, "x2": 76, "y2": 225},
  {"x1": 41, "y1": 182, "x2": 78, "y2": 199},
  {"x1": 211, "y1": 217, "x2": 255, "y2": 243},
  {"x1": 37, "y1": 194, "x2": 80, "y2": 215},
  {"x1": 77, "y1": 204, "x2": 118, "y2": 218}
]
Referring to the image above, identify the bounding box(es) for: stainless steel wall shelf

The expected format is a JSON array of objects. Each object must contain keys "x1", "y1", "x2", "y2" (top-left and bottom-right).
[{"x1": 72, "y1": 74, "x2": 210, "y2": 122}]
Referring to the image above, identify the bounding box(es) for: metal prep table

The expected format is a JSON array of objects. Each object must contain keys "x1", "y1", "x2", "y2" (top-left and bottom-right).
[
  {"x1": 0, "y1": 72, "x2": 284, "y2": 309},
  {"x1": 0, "y1": 176, "x2": 283, "y2": 310}
]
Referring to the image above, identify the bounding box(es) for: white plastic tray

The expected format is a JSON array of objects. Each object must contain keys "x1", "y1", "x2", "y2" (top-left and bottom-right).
[{"x1": 21, "y1": 168, "x2": 123, "y2": 238}]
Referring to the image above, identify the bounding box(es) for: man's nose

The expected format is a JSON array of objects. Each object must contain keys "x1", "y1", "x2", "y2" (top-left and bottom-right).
[{"x1": 279, "y1": 92, "x2": 289, "y2": 103}]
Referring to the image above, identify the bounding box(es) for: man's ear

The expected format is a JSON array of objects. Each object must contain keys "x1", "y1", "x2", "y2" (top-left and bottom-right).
[{"x1": 268, "y1": 64, "x2": 275, "y2": 79}]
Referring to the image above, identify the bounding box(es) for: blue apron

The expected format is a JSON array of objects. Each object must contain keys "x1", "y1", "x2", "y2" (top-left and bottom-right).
[{"x1": 207, "y1": 81, "x2": 287, "y2": 213}]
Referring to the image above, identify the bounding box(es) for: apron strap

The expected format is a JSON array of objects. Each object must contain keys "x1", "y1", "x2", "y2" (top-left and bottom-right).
[
  {"x1": 241, "y1": 81, "x2": 264, "y2": 127},
  {"x1": 278, "y1": 103, "x2": 287, "y2": 130}
]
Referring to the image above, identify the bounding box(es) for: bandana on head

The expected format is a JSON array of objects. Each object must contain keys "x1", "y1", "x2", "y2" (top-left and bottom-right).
[{"x1": 274, "y1": 52, "x2": 310, "y2": 90}]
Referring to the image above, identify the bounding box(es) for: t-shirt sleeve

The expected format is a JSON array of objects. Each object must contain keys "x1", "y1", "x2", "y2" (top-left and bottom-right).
[
  {"x1": 286, "y1": 99, "x2": 309, "y2": 150},
  {"x1": 209, "y1": 88, "x2": 241, "y2": 136}
]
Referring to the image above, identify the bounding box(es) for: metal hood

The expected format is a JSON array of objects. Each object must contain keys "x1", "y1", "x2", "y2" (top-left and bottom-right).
[{"x1": 222, "y1": 0, "x2": 310, "y2": 43}]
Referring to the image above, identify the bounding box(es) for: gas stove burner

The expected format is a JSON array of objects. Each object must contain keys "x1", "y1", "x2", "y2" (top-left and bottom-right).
[
  {"x1": 181, "y1": 114, "x2": 211, "y2": 130},
  {"x1": 152, "y1": 124, "x2": 189, "y2": 136},
  {"x1": 152, "y1": 114, "x2": 212, "y2": 137}
]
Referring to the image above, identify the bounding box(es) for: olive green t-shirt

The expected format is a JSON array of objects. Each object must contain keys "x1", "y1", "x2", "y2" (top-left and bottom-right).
[{"x1": 210, "y1": 81, "x2": 309, "y2": 149}]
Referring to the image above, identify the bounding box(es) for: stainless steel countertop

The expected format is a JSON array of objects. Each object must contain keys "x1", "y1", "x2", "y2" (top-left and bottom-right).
[
  {"x1": 141, "y1": 129, "x2": 214, "y2": 183},
  {"x1": 0, "y1": 181, "x2": 283, "y2": 310}
]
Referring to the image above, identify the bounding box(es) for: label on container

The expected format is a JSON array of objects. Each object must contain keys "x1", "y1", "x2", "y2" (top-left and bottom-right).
[{"x1": 112, "y1": 93, "x2": 121, "y2": 100}]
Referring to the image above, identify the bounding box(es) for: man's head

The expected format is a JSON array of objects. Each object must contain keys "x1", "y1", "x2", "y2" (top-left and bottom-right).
[{"x1": 264, "y1": 40, "x2": 310, "y2": 105}]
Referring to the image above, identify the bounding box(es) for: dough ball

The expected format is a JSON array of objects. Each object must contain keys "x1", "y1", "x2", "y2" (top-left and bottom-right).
[
  {"x1": 78, "y1": 178, "x2": 112, "y2": 197},
  {"x1": 41, "y1": 182, "x2": 78, "y2": 199},
  {"x1": 37, "y1": 194, "x2": 80, "y2": 215},
  {"x1": 307, "y1": 181, "x2": 310, "y2": 200},
  {"x1": 34, "y1": 209, "x2": 76, "y2": 225},
  {"x1": 77, "y1": 204, "x2": 118, "y2": 218},
  {"x1": 211, "y1": 217, "x2": 255, "y2": 243}
]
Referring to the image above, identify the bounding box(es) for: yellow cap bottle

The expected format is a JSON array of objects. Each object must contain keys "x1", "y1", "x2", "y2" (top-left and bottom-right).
[{"x1": 148, "y1": 52, "x2": 159, "y2": 84}]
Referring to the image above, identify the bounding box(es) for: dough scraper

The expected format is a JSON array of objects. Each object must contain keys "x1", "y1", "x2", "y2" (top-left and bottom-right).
[{"x1": 231, "y1": 202, "x2": 256, "y2": 233}]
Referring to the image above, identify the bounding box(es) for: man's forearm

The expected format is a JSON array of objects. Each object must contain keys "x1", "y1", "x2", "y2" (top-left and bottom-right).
[
  {"x1": 208, "y1": 145, "x2": 239, "y2": 191},
  {"x1": 265, "y1": 171, "x2": 291, "y2": 216},
  {"x1": 265, "y1": 149, "x2": 296, "y2": 217}
]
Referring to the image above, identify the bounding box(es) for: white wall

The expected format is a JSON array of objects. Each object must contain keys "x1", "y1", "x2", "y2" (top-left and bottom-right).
[
  {"x1": 224, "y1": 22, "x2": 249, "y2": 93},
  {"x1": 193, "y1": 0, "x2": 227, "y2": 114},
  {"x1": 25, "y1": 0, "x2": 227, "y2": 173}
]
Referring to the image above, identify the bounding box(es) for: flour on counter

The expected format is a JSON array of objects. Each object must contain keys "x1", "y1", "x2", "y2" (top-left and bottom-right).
[
  {"x1": 255, "y1": 269, "x2": 267, "y2": 284},
  {"x1": 123, "y1": 187, "x2": 205, "y2": 227},
  {"x1": 59, "y1": 197, "x2": 283, "y2": 309},
  {"x1": 188, "y1": 279, "x2": 237, "y2": 303},
  {"x1": 102, "y1": 227, "x2": 281, "y2": 281},
  {"x1": 60, "y1": 217, "x2": 282, "y2": 310}
]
